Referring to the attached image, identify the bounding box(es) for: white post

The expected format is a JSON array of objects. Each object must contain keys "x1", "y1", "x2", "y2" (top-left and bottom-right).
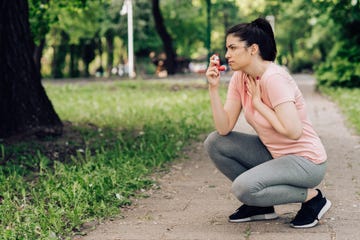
[
  {"x1": 127, "y1": 0, "x2": 135, "y2": 78},
  {"x1": 121, "y1": 0, "x2": 135, "y2": 78}
]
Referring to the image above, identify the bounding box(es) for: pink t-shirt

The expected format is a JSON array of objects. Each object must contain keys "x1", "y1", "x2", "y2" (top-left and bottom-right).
[{"x1": 227, "y1": 63, "x2": 327, "y2": 164}]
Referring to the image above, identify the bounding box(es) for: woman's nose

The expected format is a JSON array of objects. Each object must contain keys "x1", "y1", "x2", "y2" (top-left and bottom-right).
[{"x1": 225, "y1": 51, "x2": 230, "y2": 59}]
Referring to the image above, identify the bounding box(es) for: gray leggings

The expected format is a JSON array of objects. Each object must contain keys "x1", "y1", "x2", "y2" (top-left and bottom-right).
[{"x1": 204, "y1": 131, "x2": 327, "y2": 207}]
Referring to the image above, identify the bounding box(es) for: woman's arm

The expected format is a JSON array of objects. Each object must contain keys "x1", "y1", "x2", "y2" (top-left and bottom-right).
[
  {"x1": 208, "y1": 87, "x2": 241, "y2": 135},
  {"x1": 206, "y1": 56, "x2": 242, "y2": 135},
  {"x1": 246, "y1": 76, "x2": 302, "y2": 140}
]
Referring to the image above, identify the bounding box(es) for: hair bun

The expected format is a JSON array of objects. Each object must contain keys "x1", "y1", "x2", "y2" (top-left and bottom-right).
[
  {"x1": 251, "y1": 18, "x2": 274, "y2": 38},
  {"x1": 251, "y1": 18, "x2": 270, "y2": 30}
]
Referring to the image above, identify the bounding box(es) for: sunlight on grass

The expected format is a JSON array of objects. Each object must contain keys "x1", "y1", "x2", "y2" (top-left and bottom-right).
[{"x1": 48, "y1": 80, "x2": 212, "y2": 128}]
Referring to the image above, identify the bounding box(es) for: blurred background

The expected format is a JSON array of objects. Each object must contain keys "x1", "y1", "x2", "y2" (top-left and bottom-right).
[{"x1": 28, "y1": 0, "x2": 359, "y2": 86}]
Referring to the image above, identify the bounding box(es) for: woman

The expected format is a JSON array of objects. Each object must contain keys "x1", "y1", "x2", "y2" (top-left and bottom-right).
[{"x1": 204, "y1": 17, "x2": 331, "y2": 228}]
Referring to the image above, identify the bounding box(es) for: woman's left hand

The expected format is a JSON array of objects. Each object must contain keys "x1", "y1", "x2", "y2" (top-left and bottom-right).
[{"x1": 246, "y1": 75, "x2": 262, "y2": 106}]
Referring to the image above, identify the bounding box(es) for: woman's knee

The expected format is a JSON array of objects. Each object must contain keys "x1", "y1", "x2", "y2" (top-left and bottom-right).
[
  {"x1": 231, "y1": 177, "x2": 262, "y2": 206},
  {"x1": 204, "y1": 131, "x2": 221, "y2": 155},
  {"x1": 204, "y1": 131, "x2": 231, "y2": 167}
]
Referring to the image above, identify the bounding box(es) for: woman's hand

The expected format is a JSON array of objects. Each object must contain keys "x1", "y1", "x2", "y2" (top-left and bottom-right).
[
  {"x1": 246, "y1": 75, "x2": 302, "y2": 140},
  {"x1": 205, "y1": 55, "x2": 221, "y2": 88},
  {"x1": 246, "y1": 75, "x2": 262, "y2": 107}
]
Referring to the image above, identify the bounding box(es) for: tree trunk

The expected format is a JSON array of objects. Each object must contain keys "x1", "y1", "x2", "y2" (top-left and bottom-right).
[
  {"x1": 69, "y1": 44, "x2": 80, "y2": 78},
  {"x1": 81, "y1": 39, "x2": 96, "y2": 77},
  {"x1": 105, "y1": 30, "x2": 114, "y2": 77},
  {"x1": 0, "y1": 0, "x2": 63, "y2": 139},
  {"x1": 151, "y1": 0, "x2": 177, "y2": 75},
  {"x1": 206, "y1": 0, "x2": 211, "y2": 61},
  {"x1": 52, "y1": 31, "x2": 69, "y2": 78},
  {"x1": 318, "y1": 43, "x2": 327, "y2": 62}
]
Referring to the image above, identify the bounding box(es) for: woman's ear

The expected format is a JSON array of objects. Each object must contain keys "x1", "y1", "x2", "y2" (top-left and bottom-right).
[{"x1": 250, "y1": 44, "x2": 259, "y2": 55}]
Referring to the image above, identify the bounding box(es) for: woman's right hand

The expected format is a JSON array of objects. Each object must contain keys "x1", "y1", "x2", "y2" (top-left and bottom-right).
[{"x1": 205, "y1": 55, "x2": 220, "y2": 88}]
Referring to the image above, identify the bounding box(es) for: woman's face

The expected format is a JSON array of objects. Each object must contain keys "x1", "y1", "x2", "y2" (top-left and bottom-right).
[{"x1": 225, "y1": 34, "x2": 251, "y2": 71}]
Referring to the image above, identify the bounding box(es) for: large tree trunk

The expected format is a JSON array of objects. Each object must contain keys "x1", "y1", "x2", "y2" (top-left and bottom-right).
[
  {"x1": 0, "y1": 0, "x2": 63, "y2": 139},
  {"x1": 151, "y1": 0, "x2": 177, "y2": 75}
]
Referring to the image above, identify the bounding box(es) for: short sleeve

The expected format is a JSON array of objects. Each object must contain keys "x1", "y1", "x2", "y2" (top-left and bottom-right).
[
  {"x1": 265, "y1": 73, "x2": 295, "y2": 108},
  {"x1": 226, "y1": 72, "x2": 243, "y2": 101}
]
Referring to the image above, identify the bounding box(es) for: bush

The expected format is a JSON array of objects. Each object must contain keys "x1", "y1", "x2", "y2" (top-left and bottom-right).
[{"x1": 315, "y1": 41, "x2": 360, "y2": 87}]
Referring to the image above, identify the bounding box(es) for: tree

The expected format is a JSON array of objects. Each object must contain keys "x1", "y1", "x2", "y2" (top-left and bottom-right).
[
  {"x1": 151, "y1": 0, "x2": 177, "y2": 75},
  {"x1": 274, "y1": 0, "x2": 314, "y2": 70},
  {"x1": 0, "y1": 0, "x2": 62, "y2": 138},
  {"x1": 314, "y1": 0, "x2": 360, "y2": 87},
  {"x1": 29, "y1": 0, "x2": 51, "y2": 74},
  {"x1": 210, "y1": 0, "x2": 240, "y2": 57}
]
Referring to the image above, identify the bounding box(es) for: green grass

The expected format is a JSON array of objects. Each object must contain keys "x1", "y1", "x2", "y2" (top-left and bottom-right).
[
  {"x1": 0, "y1": 79, "x2": 226, "y2": 239},
  {"x1": 319, "y1": 86, "x2": 360, "y2": 134}
]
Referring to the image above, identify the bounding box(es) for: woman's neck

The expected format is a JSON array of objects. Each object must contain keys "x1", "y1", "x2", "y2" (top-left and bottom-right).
[{"x1": 244, "y1": 60, "x2": 272, "y2": 79}]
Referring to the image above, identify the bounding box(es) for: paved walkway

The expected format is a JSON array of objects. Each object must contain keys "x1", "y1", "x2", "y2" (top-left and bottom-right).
[{"x1": 78, "y1": 74, "x2": 360, "y2": 240}]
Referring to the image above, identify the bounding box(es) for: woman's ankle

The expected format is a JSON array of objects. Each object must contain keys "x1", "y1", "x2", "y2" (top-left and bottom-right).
[{"x1": 304, "y1": 189, "x2": 319, "y2": 202}]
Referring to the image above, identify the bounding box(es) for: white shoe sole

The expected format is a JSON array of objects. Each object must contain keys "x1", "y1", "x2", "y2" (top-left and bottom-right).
[
  {"x1": 229, "y1": 212, "x2": 278, "y2": 223},
  {"x1": 290, "y1": 199, "x2": 332, "y2": 229}
]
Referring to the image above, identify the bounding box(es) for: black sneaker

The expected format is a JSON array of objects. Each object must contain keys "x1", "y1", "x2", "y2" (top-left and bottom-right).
[
  {"x1": 229, "y1": 204, "x2": 278, "y2": 223},
  {"x1": 290, "y1": 189, "x2": 331, "y2": 228}
]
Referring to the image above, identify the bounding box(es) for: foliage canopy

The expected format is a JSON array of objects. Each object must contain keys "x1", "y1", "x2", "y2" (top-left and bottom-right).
[{"x1": 27, "y1": 0, "x2": 360, "y2": 87}]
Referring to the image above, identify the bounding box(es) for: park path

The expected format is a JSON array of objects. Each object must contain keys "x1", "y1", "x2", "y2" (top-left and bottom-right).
[{"x1": 77, "y1": 74, "x2": 360, "y2": 240}]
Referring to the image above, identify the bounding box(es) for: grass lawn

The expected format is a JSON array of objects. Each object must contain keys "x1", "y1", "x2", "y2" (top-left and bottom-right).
[
  {"x1": 319, "y1": 86, "x2": 360, "y2": 134},
  {"x1": 0, "y1": 78, "x2": 226, "y2": 239},
  {"x1": 0, "y1": 77, "x2": 358, "y2": 239}
]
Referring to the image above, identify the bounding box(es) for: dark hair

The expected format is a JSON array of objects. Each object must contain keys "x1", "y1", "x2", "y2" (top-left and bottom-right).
[{"x1": 226, "y1": 18, "x2": 277, "y2": 61}]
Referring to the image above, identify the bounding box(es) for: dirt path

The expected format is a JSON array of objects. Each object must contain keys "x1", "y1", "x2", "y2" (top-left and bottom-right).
[{"x1": 77, "y1": 74, "x2": 360, "y2": 240}]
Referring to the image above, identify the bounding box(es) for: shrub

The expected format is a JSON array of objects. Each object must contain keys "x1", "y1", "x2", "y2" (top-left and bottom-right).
[{"x1": 315, "y1": 41, "x2": 360, "y2": 87}]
